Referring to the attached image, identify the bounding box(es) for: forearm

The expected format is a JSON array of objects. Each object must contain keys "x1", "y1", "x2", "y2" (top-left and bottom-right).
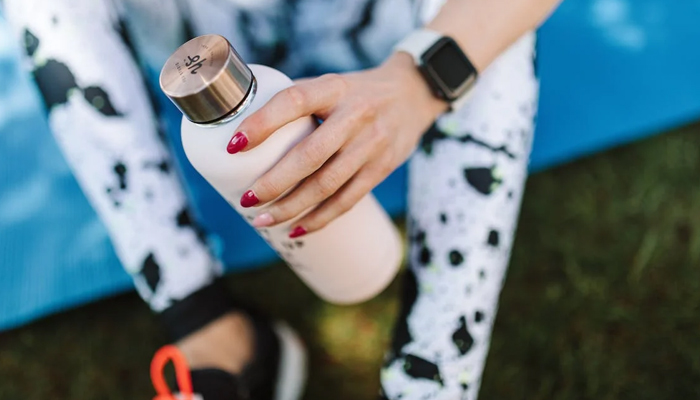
[{"x1": 426, "y1": 0, "x2": 562, "y2": 71}]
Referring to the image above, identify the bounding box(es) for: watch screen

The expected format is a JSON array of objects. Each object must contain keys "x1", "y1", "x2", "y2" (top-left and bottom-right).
[{"x1": 430, "y1": 40, "x2": 472, "y2": 91}]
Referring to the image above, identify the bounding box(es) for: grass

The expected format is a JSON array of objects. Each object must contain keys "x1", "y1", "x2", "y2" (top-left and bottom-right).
[{"x1": 1, "y1": 121, "x2": 700, "y2": 399}]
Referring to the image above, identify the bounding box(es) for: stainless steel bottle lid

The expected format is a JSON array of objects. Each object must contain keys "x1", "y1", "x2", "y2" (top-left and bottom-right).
[{"x1": 160, "y1": 34, "x2": 254, "y2": 124}]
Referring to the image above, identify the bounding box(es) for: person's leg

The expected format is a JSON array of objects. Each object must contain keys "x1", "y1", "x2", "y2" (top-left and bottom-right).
[
  {"x1": 381, "y1": 32, "x2": 538, "y2": 400},
  {"x1": 3, "y1": 0, "x2": 254, "y2": 374}
]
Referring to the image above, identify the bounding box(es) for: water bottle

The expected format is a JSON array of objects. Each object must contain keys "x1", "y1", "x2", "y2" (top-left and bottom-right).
[{"x1": 160, "y1": 34, "x2": 403, "y2": 304}]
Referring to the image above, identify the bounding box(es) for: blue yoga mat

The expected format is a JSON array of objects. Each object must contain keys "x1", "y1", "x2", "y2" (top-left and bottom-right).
[{"x1": 1, "y1": 0, "x2": 699, "y2": 330}]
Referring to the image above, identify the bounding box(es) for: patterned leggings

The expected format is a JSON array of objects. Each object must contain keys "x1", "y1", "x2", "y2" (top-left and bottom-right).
[{"x1": 4, "y1": 0, "x2": 537, "y2": 398}]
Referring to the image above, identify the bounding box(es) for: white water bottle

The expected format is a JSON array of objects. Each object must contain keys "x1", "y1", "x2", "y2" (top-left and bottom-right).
[{"x1": 160, "y1": 35, "x2": 403, "y2": 304}]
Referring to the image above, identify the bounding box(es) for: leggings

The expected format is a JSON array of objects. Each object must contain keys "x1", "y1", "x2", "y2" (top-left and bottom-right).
[{"x1": 4, "y1": 0, "x2": 537, "y2": 398}]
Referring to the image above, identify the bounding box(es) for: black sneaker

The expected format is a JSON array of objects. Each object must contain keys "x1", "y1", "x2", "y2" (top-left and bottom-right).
[
  {"x1": 152, "y1": 281, "x2": 307, "y2": 400},
  {"x1": 151, "y1": 315, "x2": 306, "y2": 400}
]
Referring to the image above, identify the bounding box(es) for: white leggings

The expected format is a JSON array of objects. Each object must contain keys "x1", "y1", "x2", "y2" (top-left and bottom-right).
[{"x1": 4, "y1": 0, "x2": 537, "y2": 398}]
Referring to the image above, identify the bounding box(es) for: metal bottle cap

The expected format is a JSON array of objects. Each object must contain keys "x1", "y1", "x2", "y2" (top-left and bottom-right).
[{"x1": 160, "y1": 34, "x2": 255, "y2": 124}]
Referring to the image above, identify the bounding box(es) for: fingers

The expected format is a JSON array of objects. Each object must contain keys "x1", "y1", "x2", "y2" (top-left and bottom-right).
[
  {"x1": 239, "y1": 111, "x2": 359, "y2": 207},
  {"x1": 292, "y1": 77, "x2": 313, "y2": 85},
  {"x1": 287, "y1": 166, "x2": 382, "y2": 237},
  {"x1": 226, "y1": 73, "x2": 347, "y2": 154},
  {"x1": 250, "y1": 144, "x2": 369, "y2": 227}
]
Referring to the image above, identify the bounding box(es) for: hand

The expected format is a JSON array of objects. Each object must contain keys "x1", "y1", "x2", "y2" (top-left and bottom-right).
[{"x1": 227, "y1": 53, "x2": 448, "y2": 238}]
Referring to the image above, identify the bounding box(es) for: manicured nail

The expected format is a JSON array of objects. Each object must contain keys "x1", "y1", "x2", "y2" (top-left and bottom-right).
[
  {"x1": 227, "y1": 132, "x2": 248, "y2": 154},
  {"x1": 289, "y1": 226, "x2": 307, "y2": 238},
  {"x1": 252, "y1": 213, "x2": 274, "y2": 228},
  {"x1": 240, "y1": 190, "x2": 259, "y2": 207}
]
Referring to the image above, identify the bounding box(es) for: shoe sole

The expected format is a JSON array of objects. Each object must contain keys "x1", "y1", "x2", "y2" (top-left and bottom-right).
[{"x1": 273, "y1": 322, "x2": 307, "y2": 400}]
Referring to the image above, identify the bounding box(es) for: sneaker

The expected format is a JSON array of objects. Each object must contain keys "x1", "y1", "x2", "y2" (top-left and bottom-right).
[{"x1": 151, "y1": 314, "x2": 307, "y2": 400}]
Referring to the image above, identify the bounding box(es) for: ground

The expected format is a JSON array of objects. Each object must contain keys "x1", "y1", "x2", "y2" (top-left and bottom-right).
[{"x1": 1, "y1": 122, "x2": 699, "y2": 399}]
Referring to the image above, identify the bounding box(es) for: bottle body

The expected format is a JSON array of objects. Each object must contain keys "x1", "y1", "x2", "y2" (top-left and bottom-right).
[{"x1": 181, "y1": 64, "x2": 402, "y2": 304}]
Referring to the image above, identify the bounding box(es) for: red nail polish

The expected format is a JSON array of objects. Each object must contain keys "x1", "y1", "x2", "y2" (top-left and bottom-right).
[
  {"x1": 227, "y1": 132, "x2": 248, "y2": 154},
  {"x1": 289, "y1": 226, "x2": 307, "y2": 238},
  {"x1": 240, "y1": 190, "x2": 259, "y2": 207}
]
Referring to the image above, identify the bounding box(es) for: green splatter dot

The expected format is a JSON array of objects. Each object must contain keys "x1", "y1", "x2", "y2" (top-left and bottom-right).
[
  {"x1": 421, "y1": 283, "x2": 434, "y2": 294},
  {"x1": 492, "y1": 166, "x2": 504, "y2": 180},
  {"x1": 459, "y1": 371, "x2": 470, "y2": 384},
  {"x1": 67, "y1": 88, "x2": 80, "y2": 98},
  {"x1": 381, "y1": 368, "x2": 396, "y2": 381},
  {"x1": 92, "y1": 95, "x2": 105, "y2": 110},
  {"x1": 442, "y1": 120, "x2": 460, "y2": 136}
]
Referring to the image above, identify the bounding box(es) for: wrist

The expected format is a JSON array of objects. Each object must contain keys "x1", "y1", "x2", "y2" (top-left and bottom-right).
[
  {"x1": 382, "y1": 52, "x2": 449, "y2": 120},
  {"x1": 425, "y1": 23, "x2": 493, "y2": 73},
  {"x1": 424, "y1": 0, "x2": 543, "y2": 72}
]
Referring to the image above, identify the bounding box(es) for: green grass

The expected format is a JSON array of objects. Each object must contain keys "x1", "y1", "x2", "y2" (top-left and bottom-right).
[{"x1": 1, "y1": 122, "x2": 700, "y2": 399}]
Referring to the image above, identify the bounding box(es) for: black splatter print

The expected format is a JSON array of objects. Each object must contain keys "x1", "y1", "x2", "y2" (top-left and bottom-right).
[
  {"x1": 449, "y1": 250, "x2": 464, "y2": 266},
  {"x1": 420, "y1": 124, "x2": 516, "y2": 158},
  {"x1": 176, "y1": 208, "x2": 193, "y2": 227},
  {"x1": 141, "y1": 253, "x2": 161, "y2": 292},
  {"x1": 144, "y1": 160, "x2": 171, "y2": 174},
  {"x1": 403, "y1": 354, "x2": 443, "y2": 385},
  {"x1": 420, "y1": 124, "x2": 442, "y2": 155},
  {"x1": 487, "y1": 230, "x2": 500, "y2": 247},
  {"x1": 419, "y1": 246, "x2": 431, "y2": 265},
  {"x1": 114, "y1": 162, "x2": 127, "y2": 190},
  {"x1": 174, "y1": 207, "x2": 207, "y2": 243},
  {"x1": 411, "y1": 227, "x2": 432, "y2": 267},
  {"x1": 32, "y1": 59, "x2": 78, "y2": 110},
  {"x1": 105, "y1": 187, "x2": 119, "y2": 207},
  {"x1": 452, "y1": 316, "x2": 475, "y2": 356},
  {"x1": 413, "y1": 229, "x2": 425, "y2": 244},
  {"x1": 475, "y1": 311, "x2": 485, "y2": 323},
  {"x1": 29, "y1": 47, "x2": 123, "y2": 117},
  {"x1": 463, "y1": 166, "x2": 502, "y2": 195},
  {"x1": 83, "y1": 86, "x2": 123, "y2": 116},
  {"x1": 23, "y1": 29, "x2": 39, "y2": 57},
  {"x1": 439, "y1": 213, "x2": 448, "y2": 224}
]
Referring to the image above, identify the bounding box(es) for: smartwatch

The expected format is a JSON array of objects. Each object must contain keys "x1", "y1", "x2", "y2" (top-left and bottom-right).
[{"x1": 394, "y1": 29, "x2": 478, "y2": 110}]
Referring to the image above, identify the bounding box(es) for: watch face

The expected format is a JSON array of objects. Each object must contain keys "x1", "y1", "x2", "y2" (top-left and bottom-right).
[{"x1": 421, "y1": 37, "x2": 477, "y2": 101}]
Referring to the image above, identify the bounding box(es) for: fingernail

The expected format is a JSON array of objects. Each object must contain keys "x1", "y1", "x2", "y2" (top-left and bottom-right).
[
  {"x1": 227, "y1": 132, "x2": 248, "y2": 154},
  {"x1": 289, "y1": 226, "x2": 307, "y2": 238},
  {"x1": 252, "y1": 213, "x2": 274, "y2": 228},
  {"x1": 240, "y1": 190, "x2": 259, "y2": 208}
]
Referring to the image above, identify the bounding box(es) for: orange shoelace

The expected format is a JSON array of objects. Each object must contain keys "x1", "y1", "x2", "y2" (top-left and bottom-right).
[{"x1": 151, "y1": 345, "x2": 194, "y2": 400}]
